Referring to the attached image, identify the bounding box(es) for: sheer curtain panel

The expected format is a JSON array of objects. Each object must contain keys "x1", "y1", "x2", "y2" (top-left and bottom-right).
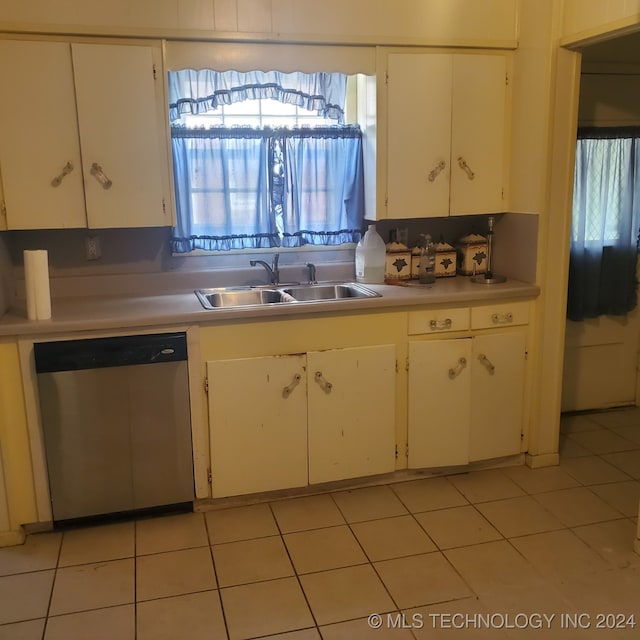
[{"x1": 568, "y1": 128, "x2": 640, "y2": 321}]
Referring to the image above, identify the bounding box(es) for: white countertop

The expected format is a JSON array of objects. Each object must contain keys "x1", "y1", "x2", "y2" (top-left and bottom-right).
[{"x1": 0, "y1": 277, "x2": 540, "y2": 338}]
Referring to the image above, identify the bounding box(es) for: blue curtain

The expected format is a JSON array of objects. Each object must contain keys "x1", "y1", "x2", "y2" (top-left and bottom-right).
[
  {"x1": 568, "y1": 128, "x2": 640, "y2": 321},
  {"x1": 280, "y1": 127, "x2": 365, "y2": 247},
  {"x1": 170, "y1": 129, "x2": 278, "y2": 252},
  {"x1": 170, "y1": 126, "x2": 365, "y2": 252},
  {"x1": 169, "y1": 69, "x2": 347, "y2": 123}
]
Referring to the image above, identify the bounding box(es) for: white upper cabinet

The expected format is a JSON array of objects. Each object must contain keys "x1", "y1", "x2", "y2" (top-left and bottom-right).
[
  {"x1": 0, "y1": 41, "x2": 86, "y2": 229},
  {"x1": 382, "y1": 51, "x2": 508, "y2": 219},
  {"x1": 0, "y1": 39, "x2": 171, "y2": 230}
]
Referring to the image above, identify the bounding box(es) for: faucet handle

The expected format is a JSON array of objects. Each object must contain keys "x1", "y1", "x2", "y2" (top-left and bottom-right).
[{"x1": 272, "y1": 253, "x2": 280, "y2": 269}]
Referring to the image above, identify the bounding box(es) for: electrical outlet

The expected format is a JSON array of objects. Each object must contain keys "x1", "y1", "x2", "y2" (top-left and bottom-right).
[{"x1": 85, "y1": 236, "x2": 101, "y2": 261}]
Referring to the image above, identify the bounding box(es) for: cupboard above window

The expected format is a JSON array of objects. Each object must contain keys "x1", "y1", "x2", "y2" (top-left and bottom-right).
[
  {"x1": 374, "y1": 50, "x2": 510, "y2": 219},
  {"x1": 0, "y1": 39, "x2": 172, "y2": 230}
]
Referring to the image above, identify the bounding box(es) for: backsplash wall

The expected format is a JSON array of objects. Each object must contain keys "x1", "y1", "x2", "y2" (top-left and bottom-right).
[{"x1": 1, "y1": 212, "x2": 538, "y2": 301}]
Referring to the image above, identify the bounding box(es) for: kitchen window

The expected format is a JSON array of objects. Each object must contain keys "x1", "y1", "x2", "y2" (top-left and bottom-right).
[
  {"x1": 568, "y1": 128, "x2": 640, "y2": 320},
  {"x1": 168, "y1": 69, "x2": 365, "y2": 253}
]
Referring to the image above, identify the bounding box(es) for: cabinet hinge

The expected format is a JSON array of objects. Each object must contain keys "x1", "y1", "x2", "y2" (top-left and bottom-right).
[
  {"x1": 0, "y1": 201, "x2": 6, "y2": 218},
  {"x1": 207, "y1": 468, "x2": 212, "y2": 483},
  {"x1": 395, "y1": 444, "x2": 398, "y2": 459},
  {"x1": 521, "y1": 431, "x2": 524, "y2": 440},
  {"x1": 405, "y1": 442, "x2": 409, "y2": 458},
  {"x1": 405, "y1": 357, "x2": 410, "y2": 372},
  {"x1": 385, "y1": 71, "x2": 389, "y2": 84},
  {"x1": 501, "y1": 187, "x2": 505, "y2": 200},
  {"x1": 153, "y1": 63, "x2": 157, "y2": 80},
  {"x1": 505, "y1": 72, "x2": 509, "y2": 86},
  {"x1": 204, "y1": 377, "x2": 209, "y2": 393},
  {"x1": 162, "y1": 198, "x2": 167, "y2": 215},
  {"x1": 385, "y1": 194, "x2": 388, "y2": 207}
]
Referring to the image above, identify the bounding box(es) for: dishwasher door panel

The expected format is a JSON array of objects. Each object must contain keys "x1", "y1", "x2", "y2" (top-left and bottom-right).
[
  {"x1": 39, "y1": 368, "x2": 134, "y2": 521},
  {"x1": 128, "y1": 361, "x2": 193, "y2": 509}
]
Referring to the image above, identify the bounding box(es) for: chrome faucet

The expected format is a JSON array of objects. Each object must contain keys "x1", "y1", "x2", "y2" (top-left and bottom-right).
[
  {"x1": 250, "y1": 253, "x2": 280, "y2": 285},
  {"x1": 306, "y1": 262, "x2": 317, "y2": 284}
]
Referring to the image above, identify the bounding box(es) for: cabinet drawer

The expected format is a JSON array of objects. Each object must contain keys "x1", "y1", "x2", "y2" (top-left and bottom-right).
[
  {"x1": 408, "y1": 307, "x2": 470, "y2": 335},
  {"x1": 471, "y1": 300, "x2": 530, "y2": 330}
]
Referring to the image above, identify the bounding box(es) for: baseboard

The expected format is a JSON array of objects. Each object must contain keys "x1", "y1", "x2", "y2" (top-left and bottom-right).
[
  {"x1": 0, "y1": 528, "x2": 25, "y2": 547},
  {"x1": 525, "y1": 452, "x2": 560, "y2": 468}
]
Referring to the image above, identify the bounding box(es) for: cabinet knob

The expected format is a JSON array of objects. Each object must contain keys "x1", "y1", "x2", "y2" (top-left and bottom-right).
[
  {"x1": 448, "y1": 357, "x2": 467, "y2": 379},
  {"x1": 51, "y1": 161, "x2": 74, "y2": 187}
]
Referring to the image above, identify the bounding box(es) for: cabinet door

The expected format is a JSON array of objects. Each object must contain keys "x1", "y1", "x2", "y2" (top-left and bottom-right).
[
  {"x1": 72, "y1": 43, "x2": 169, "y2": 229},
  {"x1": 386, "y1": 53, "x2": 452, "y2": 219},
  {"x1": 207, "y1": 355, "x2": 307, "y2": 498},
  {"x1": 0, "y1": 41, "x2": 86, "y2": 229},
  {"x1": 450, "y1": 54, "x2": 507, "y2": 216},
  {"x1": 408, "y1": 339, "x2": 471, "y2": 468},
  {"x1": 307, "y1": 345, "x2": 396, "y2": 484},
  {"x1": 470, "y1": 331, "x2": 526, "y2": 461}
]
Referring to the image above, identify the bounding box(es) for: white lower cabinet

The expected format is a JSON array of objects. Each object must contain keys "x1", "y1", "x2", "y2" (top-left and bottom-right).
[
  {"x1": 307, "y1": 346, "x2": 396, "y2": 485},
  {"x1": 408, "y1": 330, "x2": 526, "y2": 468},
  {"x1": 207, "y1": 344, "x2": 396, "y2": 498}
]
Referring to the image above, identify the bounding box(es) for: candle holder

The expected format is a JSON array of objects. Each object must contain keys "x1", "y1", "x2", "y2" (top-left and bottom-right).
[{"x1": 471, "y1": 215, "x2": 506, "y2": 284}]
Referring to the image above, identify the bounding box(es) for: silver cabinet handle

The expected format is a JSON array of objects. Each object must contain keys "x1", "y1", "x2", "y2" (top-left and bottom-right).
[
  {"x1": 430, "y1": 318, "x2": 453, "y2": 331},
  {"x1": 51, "y1": 161, "x2": 74, "y2": 187},
  {"x1": 428, "y1": 160, "x2": 446, "y2": 182},
  {"x1": 457, "y1": 156, "x2": 475, "y2": 180},
  {"x1": 90, "y1": 163, "x2": 113, "y2": 189},
  {"x1": 448, "y1": 357, "x2": 467, "y2": 379},
  {"x1": 282, "y1": 373, "x2": 301, "y2": 398},
  {"x1": 478, "y1": 354, "x2": 496, "y2": 374},
  {"x1": 492, "y1": 313, "x2": 513, "y2": 325},
  {"x1": 314, "y1": 371, "x2": 333, "y2": 394}
]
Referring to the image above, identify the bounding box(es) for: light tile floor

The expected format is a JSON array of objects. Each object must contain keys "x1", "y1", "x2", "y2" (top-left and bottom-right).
[{"x1": 1, "y1": 408, "x2": 640, "y2": 639}]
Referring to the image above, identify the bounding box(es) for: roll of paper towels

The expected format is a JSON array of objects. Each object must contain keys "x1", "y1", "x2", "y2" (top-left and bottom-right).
[{"x1": 24, "y1": 250, "x2": 51, "y2": 320}]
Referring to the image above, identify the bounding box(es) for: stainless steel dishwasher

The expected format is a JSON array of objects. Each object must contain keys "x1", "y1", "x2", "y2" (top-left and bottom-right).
[{"x1": 34, "y1": 332, "x2": 194, "y2": 525}]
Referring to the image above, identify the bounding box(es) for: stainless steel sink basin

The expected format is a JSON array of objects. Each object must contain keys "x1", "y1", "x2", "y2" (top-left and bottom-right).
[
  {"x1": 196, "y1": 287, "x2": 289, "y2": 309},
  {"x1": 195, "y1": 282, "x2": 380, "y2": 310},
  {"x1": 282, "y1": 283, "x2": 380, "y2": 302}
]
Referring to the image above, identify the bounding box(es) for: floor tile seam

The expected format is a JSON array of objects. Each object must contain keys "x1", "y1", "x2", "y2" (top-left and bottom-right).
[
  {"x1": 201, "y1": 509, "x2": 232, "y2": 640},
  {"x1": 47, "y1": 599, "x2": 136, "y2": 620},
  {"x1": 389, "y1": 478, "x2": 472, "y2": 515},
  {"x1": 568, "y1": 523, "x2": 640, "y2": 566},
  {"x1": 527, "y1": 491, "x2": 626, "y2": 528},
  {"x1": 581, "y1": 483, "x2": 634, "y2": 519},
  {"x1": 39, "y1": 534, "x2": 64, "y2": 639},
  {"x1": 136, "y1": 584, "x2": 224, "y2": 605},
  {"x1": 0, "y1": 614, "x2": 47, "y2": 628},
  {"x1": 263, "y1": 500, "x2": 323, "y2": 631},
  {"x1": 563, "y1": 432, "x2": 640, "y2": 455},
  {"x1": 56, "y1": 553, "x2": 136, "y2": 570},
  {"x1": 134, "y1": 542, "x2": 211, "y2": 558}
]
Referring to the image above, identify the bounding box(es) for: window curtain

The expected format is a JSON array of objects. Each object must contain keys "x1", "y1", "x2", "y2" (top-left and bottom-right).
[
  {"x1": 568, "y1": 127, "x2": 640, "y2": 321},
  {"x1": 168, "y1": 69, "x2": 347, "y2": 124},
  {"x1": 279, "y1": 127, "x2": 364, "y2": 247},
  {"x1": 170, "y1": 128, "x2": 278, "y2": 252}
]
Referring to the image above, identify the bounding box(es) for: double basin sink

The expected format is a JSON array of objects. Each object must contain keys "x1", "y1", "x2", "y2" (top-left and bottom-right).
[{"x1": 196, "y1": 282, "x2": 380, "y2": 310}]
